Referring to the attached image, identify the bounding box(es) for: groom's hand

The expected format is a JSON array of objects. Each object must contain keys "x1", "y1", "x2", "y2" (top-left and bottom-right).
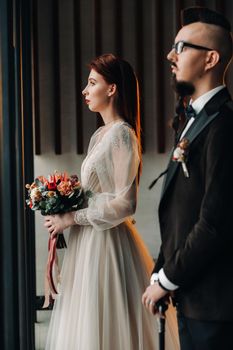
[{"x1": 142, "y1": 283, "x2": 168, "y2": 315}]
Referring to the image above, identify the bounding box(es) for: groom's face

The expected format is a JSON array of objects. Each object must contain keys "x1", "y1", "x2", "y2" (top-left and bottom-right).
[{"x1": 167, "y1": 22, "x2": 210, "y2": 85}]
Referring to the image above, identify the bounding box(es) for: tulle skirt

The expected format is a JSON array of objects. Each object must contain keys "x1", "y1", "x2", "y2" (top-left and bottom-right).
[{"x1": 45, "y1": 220, "x2": 157, "y2": 349}]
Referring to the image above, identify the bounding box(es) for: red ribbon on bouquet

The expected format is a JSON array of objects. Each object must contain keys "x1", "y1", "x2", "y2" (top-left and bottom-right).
[{"x1": 43, "y1": 235, "x2": 60, "y2": 308}]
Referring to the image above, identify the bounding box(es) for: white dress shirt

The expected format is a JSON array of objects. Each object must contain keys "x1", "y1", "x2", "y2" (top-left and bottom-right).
[
  {"x1": 180, "y1": 85, "x2": 225, "y2": 139},
  {"x1": 153, "y1": 85, "x2": 225, "y2": 292}
]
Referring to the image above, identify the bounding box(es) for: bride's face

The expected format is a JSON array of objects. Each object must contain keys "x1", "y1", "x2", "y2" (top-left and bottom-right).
[{"x1": 82, "y1": 69, "x2": 113, "y2": 112}]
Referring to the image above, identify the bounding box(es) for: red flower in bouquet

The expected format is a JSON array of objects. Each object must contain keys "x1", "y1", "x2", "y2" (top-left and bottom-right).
[{"x1": 47, "y1": 181, "x2": 57, "y2": 191}]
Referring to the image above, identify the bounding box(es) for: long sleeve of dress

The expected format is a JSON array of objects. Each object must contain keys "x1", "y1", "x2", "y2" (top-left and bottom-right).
[{"x1": 74, "y1": 123, "x2": 140, "y2": 231}]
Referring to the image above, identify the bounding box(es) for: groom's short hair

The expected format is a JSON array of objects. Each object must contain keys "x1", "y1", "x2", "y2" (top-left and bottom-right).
[
  {"x1": 181, "y1": 7, "x2": 231, "y2": 32},
  {"x1": 181, "y1": 7, "x2": 232, "y2": 71}
]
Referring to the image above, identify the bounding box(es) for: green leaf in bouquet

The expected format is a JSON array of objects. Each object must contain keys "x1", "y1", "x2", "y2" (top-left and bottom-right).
[
  {"x1": 68, "y1": 192, "x2": 75, "y2": 198},
  {"x1": 77, "y1": 197, "x2": 84, "y2": 205},
  {"x1": 49, "y1": 197, "x2": 57, "y2": 205},
  {"x1": 35, "y1": 178, "x2": 43, "y2": 187},
  {"x1": 85, "y1": 190, "x2": 93, "y2": 198},
  {"x1": 71, "y1": 194, "x2": 81, "y2": 203},
  {"x1": 77, "y1": 189, "x2": 84, "y2": 198},
  {"x1": 50, "y1": 198, "x2": 62, "y2": 209},
  {"x1": 50, "y1": 202, "x2": 64, "y2": 214},
  {"x1": 39, "y1": 201, "x2": 47, "y2": 209}
]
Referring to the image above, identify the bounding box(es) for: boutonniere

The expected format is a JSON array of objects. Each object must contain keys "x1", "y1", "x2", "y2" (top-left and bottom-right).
[{"x1": 172, "y1": 138, "x2": 190, "y2": 178}]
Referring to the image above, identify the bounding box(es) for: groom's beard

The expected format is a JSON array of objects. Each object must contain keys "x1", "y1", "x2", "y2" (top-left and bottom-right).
[{"x1": 171, "y1": 73, "x2": 195, "y2": 97}]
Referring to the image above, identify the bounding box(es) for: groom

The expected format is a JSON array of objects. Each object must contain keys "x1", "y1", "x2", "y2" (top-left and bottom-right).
[{"x1": 142, "y1": 7, "x2": 233, "y2": 350}]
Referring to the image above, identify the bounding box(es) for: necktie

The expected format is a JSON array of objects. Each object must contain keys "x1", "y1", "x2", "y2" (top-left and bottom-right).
[{"x1": 185, "y1": 104, "x2": 196, "y2": 120}]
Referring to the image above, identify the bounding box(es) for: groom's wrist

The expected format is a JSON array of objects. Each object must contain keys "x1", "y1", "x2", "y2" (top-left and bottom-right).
[
  {"x1": 150, "y1": 272, "x2": 171, "y2": 292},
  {"x1": 150, "y1": 273, "x2": 159, "y2": 285},
  {"x1": 150, "y1": 269, "x2": 179, "y2": 292}
]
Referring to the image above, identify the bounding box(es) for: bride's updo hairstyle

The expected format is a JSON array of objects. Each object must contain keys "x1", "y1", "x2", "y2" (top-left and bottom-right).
[{"x1": 89, "y1": 53, "x2": 142, "y2": 176}]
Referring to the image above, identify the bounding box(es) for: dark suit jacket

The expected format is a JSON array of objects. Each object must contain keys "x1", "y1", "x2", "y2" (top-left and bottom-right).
[{"x1": 153, "y1": 88, "x2": 233, "y2": 321}]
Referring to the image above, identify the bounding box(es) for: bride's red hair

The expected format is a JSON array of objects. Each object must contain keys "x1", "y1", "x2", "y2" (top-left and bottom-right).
[{"x1": 89, "y1": 53, "x2": 142, "y2": 181}]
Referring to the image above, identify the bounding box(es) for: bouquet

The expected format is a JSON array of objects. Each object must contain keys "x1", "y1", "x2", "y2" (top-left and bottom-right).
[
  {"x1": 25, "y1": 171, "x2": 90, "y2": 307},
  {"x1": 26, "y1": 171, "x2": 86, "y2": 248}
]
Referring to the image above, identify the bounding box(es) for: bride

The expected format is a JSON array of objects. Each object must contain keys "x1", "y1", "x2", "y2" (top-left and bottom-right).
[{"x1": 44, "y1": 53, "x2": 157, "y2": 349}]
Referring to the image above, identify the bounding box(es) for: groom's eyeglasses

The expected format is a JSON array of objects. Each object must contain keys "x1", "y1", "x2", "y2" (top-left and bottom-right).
[{"x1": 172, "y1": 41, "x2": 214, "y2": 54}]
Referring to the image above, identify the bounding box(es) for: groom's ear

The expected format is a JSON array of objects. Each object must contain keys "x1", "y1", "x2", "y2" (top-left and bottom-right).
[{"x1": 107, "y1": 84, "x2": 117, "y2": 97}]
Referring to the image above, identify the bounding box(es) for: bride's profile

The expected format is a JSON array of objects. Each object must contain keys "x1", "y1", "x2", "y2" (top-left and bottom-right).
[{"x1": 44, "y1": 53, "x2": 157, "y2": 350}]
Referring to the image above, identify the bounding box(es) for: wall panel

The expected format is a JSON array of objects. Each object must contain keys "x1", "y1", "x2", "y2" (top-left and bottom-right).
[{"x1": 33, "y1": 0, "x2": 233, "y2": 154}]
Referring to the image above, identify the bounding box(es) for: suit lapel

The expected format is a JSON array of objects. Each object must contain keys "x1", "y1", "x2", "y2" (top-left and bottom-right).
[
  {"x1": 160, "y1": 88, "x2": 231, "y2": 201},
  {"x1": 183, "y1": 109, "x2": 219, "y2": 143}
]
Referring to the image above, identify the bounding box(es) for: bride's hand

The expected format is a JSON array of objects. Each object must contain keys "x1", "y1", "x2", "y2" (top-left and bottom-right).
[{"x1": 44, "y1": 213, "x2": 75, "y2": 238}]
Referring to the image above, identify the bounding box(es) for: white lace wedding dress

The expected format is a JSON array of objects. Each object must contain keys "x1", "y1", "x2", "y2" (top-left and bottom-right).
[{"x1": 45, "y1": 121, "x2": 157, "y2": 350}]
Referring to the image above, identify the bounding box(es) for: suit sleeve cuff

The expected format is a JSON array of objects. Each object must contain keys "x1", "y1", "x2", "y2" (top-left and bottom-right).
[{"x1": 158, "y1": 268, "x2": 179, "y2": 291}]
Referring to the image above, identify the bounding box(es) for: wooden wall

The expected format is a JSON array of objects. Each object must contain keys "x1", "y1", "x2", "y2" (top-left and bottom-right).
[{"x1": 31, "y1": 0, "x2": 233, "y2": 156}]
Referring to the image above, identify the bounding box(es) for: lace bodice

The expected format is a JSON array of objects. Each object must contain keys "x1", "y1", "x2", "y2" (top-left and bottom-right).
[{"x1": 74, "y1": 121, "x2": 140, "y2": 230}]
